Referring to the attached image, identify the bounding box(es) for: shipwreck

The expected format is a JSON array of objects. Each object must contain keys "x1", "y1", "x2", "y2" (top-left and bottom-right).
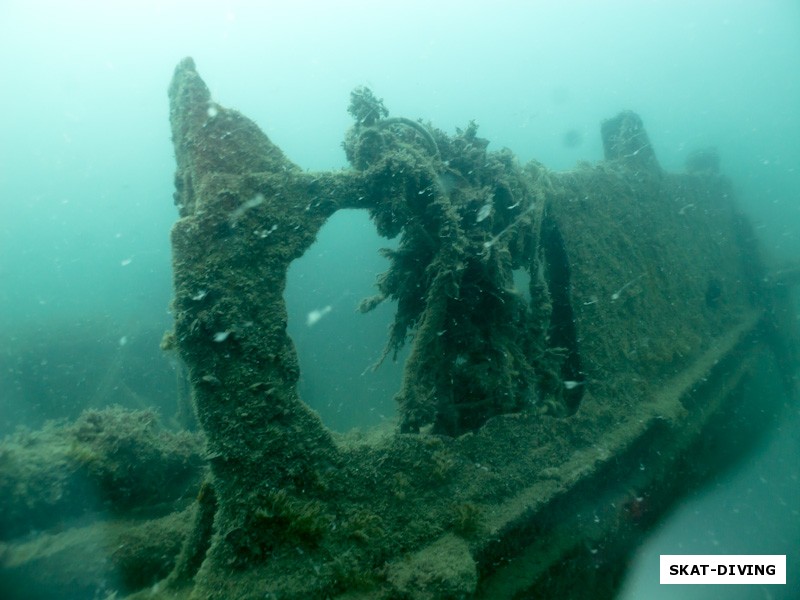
[{"x1": 1, "y1": 58, "x2": 797, "y2": 599}]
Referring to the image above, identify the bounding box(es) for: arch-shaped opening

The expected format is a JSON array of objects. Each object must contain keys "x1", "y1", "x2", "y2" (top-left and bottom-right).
[{"x1": 284, "y1": 210, "x2": 407, "y2": 432}]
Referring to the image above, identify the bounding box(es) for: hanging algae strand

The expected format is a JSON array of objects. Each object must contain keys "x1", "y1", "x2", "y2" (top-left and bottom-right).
[
  {"x1": 342, "y1": 91, "x2": 563, "y2": 435},
  {"x1": 483, "y1": 201, "x2": 537, "y2": 251}
]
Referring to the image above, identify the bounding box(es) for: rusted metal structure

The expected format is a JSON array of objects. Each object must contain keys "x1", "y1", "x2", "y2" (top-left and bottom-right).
[{"x1": 152, "y1": 58, "x2": 796, "y2": 598}]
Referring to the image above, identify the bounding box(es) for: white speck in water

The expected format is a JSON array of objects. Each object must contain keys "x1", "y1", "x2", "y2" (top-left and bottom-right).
[
  {"x1": 229, "y1": 193, "x2": 265, "y2": 227},
  {"x1": 256, "y1": 224, "x2": 278, "y2": 238},
  {"x1": 192, "y1": 290, "x2": 208, "y2": 301},
  {"x1": 476, "y1": 201, "x2": 492, "y2": 222},
  {"x1": 213, "y1": 331, "x2": 231, "y2": 342},
  {"x1": 118, "y1": 336, "x2": 128, "y2": 346},
  {"x1": 563, "y1": 380, "x2": 584, "y2": 390},
  {"x1": 611, "y1": 274, "x2": 645, "y2": 301},
  {"x1": 482, "y1": 202, "x2": 536, "y2": 251},
  {"x1": 120, "y1": 258, "x2": 133, "y2": 266},
  {"x1": 306, "y1": 305, "x2": 332, "y2": 327},
  {"x1": 207, "y1": 105, "x2": 219, "y2": 118}
]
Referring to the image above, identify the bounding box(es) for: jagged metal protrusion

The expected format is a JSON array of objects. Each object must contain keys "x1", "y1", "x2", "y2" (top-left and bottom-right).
[
  {"x1": 601, "y1": 110, "x2": 660, "y2": 172},
  {"x1": 167, "y1": 57, "x2": 342, "y2": 571}
]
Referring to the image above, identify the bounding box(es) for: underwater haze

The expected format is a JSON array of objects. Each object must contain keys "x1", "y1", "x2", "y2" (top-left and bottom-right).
[{"x1": 0, "y1": 1, "x2": 798, "y2": 599}]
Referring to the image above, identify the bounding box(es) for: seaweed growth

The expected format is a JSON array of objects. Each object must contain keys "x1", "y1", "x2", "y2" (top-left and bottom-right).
[
  {"x1": 0, "y1": 407, "x2": 203, "y2": 540},
  {"x1": 344, "y1": 90, "x2": 564, "y2": 435}
]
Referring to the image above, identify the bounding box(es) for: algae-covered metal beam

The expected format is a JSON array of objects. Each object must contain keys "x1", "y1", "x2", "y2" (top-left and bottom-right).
[
  {"x1": 155, "y1": 58, "x2": 796, "y2": 600},
  {"x1": 166, "y1": 57, "x2": 360, "y2": 574}
]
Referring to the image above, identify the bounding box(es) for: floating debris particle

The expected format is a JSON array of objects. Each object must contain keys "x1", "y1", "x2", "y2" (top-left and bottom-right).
[
  {"x1": 256, "y1": 224, "x2": 278, "y2": 238},
  {"x1": 213, "y1": 331, "x2": 231, "y2": 342},
  {"x1": 229, "y1": 193, "x2": 265, "y2": 227},
  {"x1": 483, "y1": 203, "x2": 536, "y2": 250},
  {"x1": 476, "y1": 200, "x2": 493, "y2": 222},
  {"x1": 201, "y1": 374, "x2": 221, "y2": 385},
  {"x1": 306, "y1": 305, "x2": 332, "y2": 327},
  {"x1": 610, "y1": 274, "x2": 645, "y2": 301}
]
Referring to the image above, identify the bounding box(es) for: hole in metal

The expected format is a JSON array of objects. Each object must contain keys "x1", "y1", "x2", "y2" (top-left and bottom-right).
[{"x1": 285, "y1": 210, "x2": 406, "y2": 432}]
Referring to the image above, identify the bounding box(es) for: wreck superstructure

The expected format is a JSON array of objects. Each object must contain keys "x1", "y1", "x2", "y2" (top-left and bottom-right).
[
  {"x1": 1, "y1": 58, "x2": 796, "y2": 600},
  {"x1": 154, "y1": 58, "x2": 796, "y2": 598}
]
